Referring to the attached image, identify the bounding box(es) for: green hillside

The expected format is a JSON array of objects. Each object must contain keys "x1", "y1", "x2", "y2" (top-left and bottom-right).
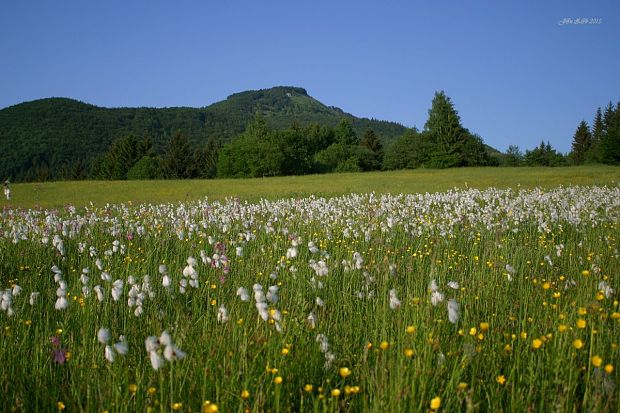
[{"x1": 0, "y1": 87, "x2": 408, "y2": 181}]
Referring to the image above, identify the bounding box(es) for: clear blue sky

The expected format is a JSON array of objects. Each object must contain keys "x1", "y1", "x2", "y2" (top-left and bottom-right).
[{"x1": 1, "y1": 0, "x2": 618, "y2": 153}]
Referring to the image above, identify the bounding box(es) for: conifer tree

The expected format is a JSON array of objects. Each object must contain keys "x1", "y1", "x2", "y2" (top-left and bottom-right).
[
  {"x1": 592, "y1": 107, "x2": 604, "y2": 143},
  {"x1": 162, "y1": 131, "x2": 193, "y2": 179},
  {"x1": 570, "y1": 120, "x2": 592, "y2": 165},
  {"x1": 361, "y1": 128, "x2": 384, "y2": 168},
  {"x1": 424, "y1": 91, "x2": 468, "y2": 167},
  {"x1": 203, "y1": 136, "x2": 220, "y2": 179},
  {"x1": 600, "y1": 102, "x2": 620, "y2": 165}
]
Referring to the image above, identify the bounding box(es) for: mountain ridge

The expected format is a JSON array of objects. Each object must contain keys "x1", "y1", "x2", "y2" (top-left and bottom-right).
[{"x1": 0, "y1": 86, "x2": 410, "y2": 181}]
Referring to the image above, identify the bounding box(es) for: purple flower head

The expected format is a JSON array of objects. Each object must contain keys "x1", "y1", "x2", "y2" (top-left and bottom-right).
[
  {"x1": 52, "y1": 348, "x2": 67, "y2": 364},
  {"x1": 50, "y1": 336, "x2": 61, "y2": 347},
  {"x1": 214, "y1": 242, "x2": 226, "y2": 254}
]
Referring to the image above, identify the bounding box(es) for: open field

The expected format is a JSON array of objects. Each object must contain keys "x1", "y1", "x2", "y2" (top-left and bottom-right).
[
  {"x1": 1, "y1": 180, "x2": 619, "y2": 412},
  {"x1": 4, "y1": 165, "x2": 620, "y2": 209}
]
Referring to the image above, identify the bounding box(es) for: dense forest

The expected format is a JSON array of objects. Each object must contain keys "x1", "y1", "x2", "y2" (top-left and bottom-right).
[
  {"x1": 0, "y1": 87, "x2": 407, "y2": 181},
  {"x1": 1, "y1": 86, "x2": 619, "y2": 182}
]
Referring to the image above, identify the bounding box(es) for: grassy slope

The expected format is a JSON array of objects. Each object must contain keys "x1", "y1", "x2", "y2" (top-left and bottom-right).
[{"x1": 4, "y1": 165, "x2": 620, "y2": 209}]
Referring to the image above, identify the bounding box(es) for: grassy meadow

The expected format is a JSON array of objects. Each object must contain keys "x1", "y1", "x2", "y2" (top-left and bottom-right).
[
  {"x1": 4, "y1": 165, "x2": 620, "y2": 209},
  {"x1": 1, "y1": 168, "x2": 619, "y2": 412}
]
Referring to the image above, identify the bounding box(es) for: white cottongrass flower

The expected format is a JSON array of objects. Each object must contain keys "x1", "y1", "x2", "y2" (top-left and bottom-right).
[
  {"x1": 353, "y1": 252, "x2": 364, "y2": 269},
  {"x1": 97, "y1": 328, "x2": 111, "y2": 344},
  {"x1": 256, "y1": 302, "x2": 269, "y2": 321},
  {"x1": 182, "y1": 263, "x2": 197, "y2": 278},
  {"x1": 97, "y1": 328, "x2": 128, "y2": 363},
  {"x1": 307, "y1": 312, "x2": 317, "y2": 329},
  {"x1": 429, "y1": 279, "x2": 439, "y2": 292},
  {"x1": 1, "y1": 290, "x2": 13, "y2": 314},
  {"x1": 308, "y1": 241, "x2": 319, "y2": 254},
  {"x1": 310, "y1": 260, "x2": 329, "y2": 277},
  {"x1": 324, "y1": 351, "x2": 335, "y2": 369},
  {"x1": 145, "y1": 330, "x2": 186, "y2": 369},
  {"x1": 598, "y1": 281, "x2": 614, "y2": 299},
  {"x1": 217, "y1": 306, "x2": 229, "y2": 323},
  {"x1": 100, "y1": 271, "x2": 111, "y2": 282},
  {"x1": 104, "y1": 345, "x2": 116, "y2": 363},
  {"x1": 286, "y1": 246, "x2": 298, "y2": 259},
  {"x1": 163, "y1": 343, "x2": 186, "y2": 362},
  {"x1": 447, "y1": 281, "x2": 460, "y2": 290},
  {"x1": 388, "y1": 289, "x2": 401, "y2": 310},
  {"x1": 94, "y1": 285, "x2": 105, "y2": 302},
  {"x1": 111, "y1": 280, "x2": 124, "y2": 301},
  {"x1": 145, "y1": 336, "x2": 159, "y2": 353},
  {"x1": 266, "y1": 285, "x2": 279, "y2": 304},
  {"x1": 236, "y1": 287, "x2": 250, "y2": 301},
  {"x1": 11, "y1": 285, "x2": 22, "y2": 296},
  {"x1": 315, "y1": 297, "x2": 325, "y2": 307},
  {"x1": 253, "y1": 284, "x2": 266, "y2": 303},
  {"x1": 430, "y1": 291, "x2": 444, "y2": 306},
  {"x1": 159, "y1": 331, "x2": 172, "y2": 347},
  {"x1": 29, "y1": 292, "x2": 39, "y2": 305},
  {"x1": 447, "y1": 299, "x2": 460, "y2": 324},
  {"x1": 114, "y1": 339, "x2": 129, "y2": 355},
  {"x1": 179, "y1": 278, "x2": 188, "y2": 294},
  {"x1": 236, "y1": 246, "x2": 244, "y2": 257},
  {"x1": 316, "y1": 334, "x2": 329, "y2": 353},
  {"x1": 55, "y1": 296, "x2": 68, "y2": 310},
  {"x1": 149, "y1": 350, "x2": 165, "y2": 370}
]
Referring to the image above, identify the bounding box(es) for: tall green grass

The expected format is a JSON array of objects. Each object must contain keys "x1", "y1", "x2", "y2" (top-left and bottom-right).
[
  {"x1": 4, "y1": 165, "x2": 620, "y2": 209},
  {"x1": 1, "y1": 187, "x2": 618, "y2": 412}
]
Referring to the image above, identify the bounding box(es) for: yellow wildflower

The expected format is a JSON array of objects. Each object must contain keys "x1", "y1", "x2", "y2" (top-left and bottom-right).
[{"x1": 339, "y1": 367, "x2": 351, "y2": 378}]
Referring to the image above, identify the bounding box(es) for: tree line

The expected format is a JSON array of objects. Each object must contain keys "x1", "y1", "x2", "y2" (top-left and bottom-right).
[
  {"x1": 18, "y1": 92, "x2": 620, "y2": 182},
  {"x1": 501, "y1": 100, "x2": 620, "y2": 167},
  {"x1": 87, "y1": 91, "x2": 495, "y2": 180}
]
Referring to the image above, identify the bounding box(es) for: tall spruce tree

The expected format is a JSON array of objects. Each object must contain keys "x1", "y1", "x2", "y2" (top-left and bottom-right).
[
  {"x1": 592, "y1": 108, "x2": 604, "y2": 142},
  {"x1": 424, "y1": 91, "x2": 469, "y2": 168},
  {"x1": 571, "y1": 121, "x2": 592, "y2": 165},
  {"x1": 97, "y1": 134, "x2": 151, "y2": 180},
  {"x1": 603, "y1": 101, "x2": 614, "y2": 133},
  {"x1": 203, "y1": 136, "x2": 220, "y2": 179},
  {"x1": 162, "y1": 131, "x2": 193, "y2": 179},
  {"x1": 361, "y1": 128, "x2": 384, "y2": 169},
  {"x1": 600, "y1": 102, "x2": 620, "y2": 164}
]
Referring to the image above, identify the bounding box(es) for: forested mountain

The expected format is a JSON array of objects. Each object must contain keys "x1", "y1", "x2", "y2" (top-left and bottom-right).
[{"x1": 0, "y1": 86, "x2": 407, "y2": 181}]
